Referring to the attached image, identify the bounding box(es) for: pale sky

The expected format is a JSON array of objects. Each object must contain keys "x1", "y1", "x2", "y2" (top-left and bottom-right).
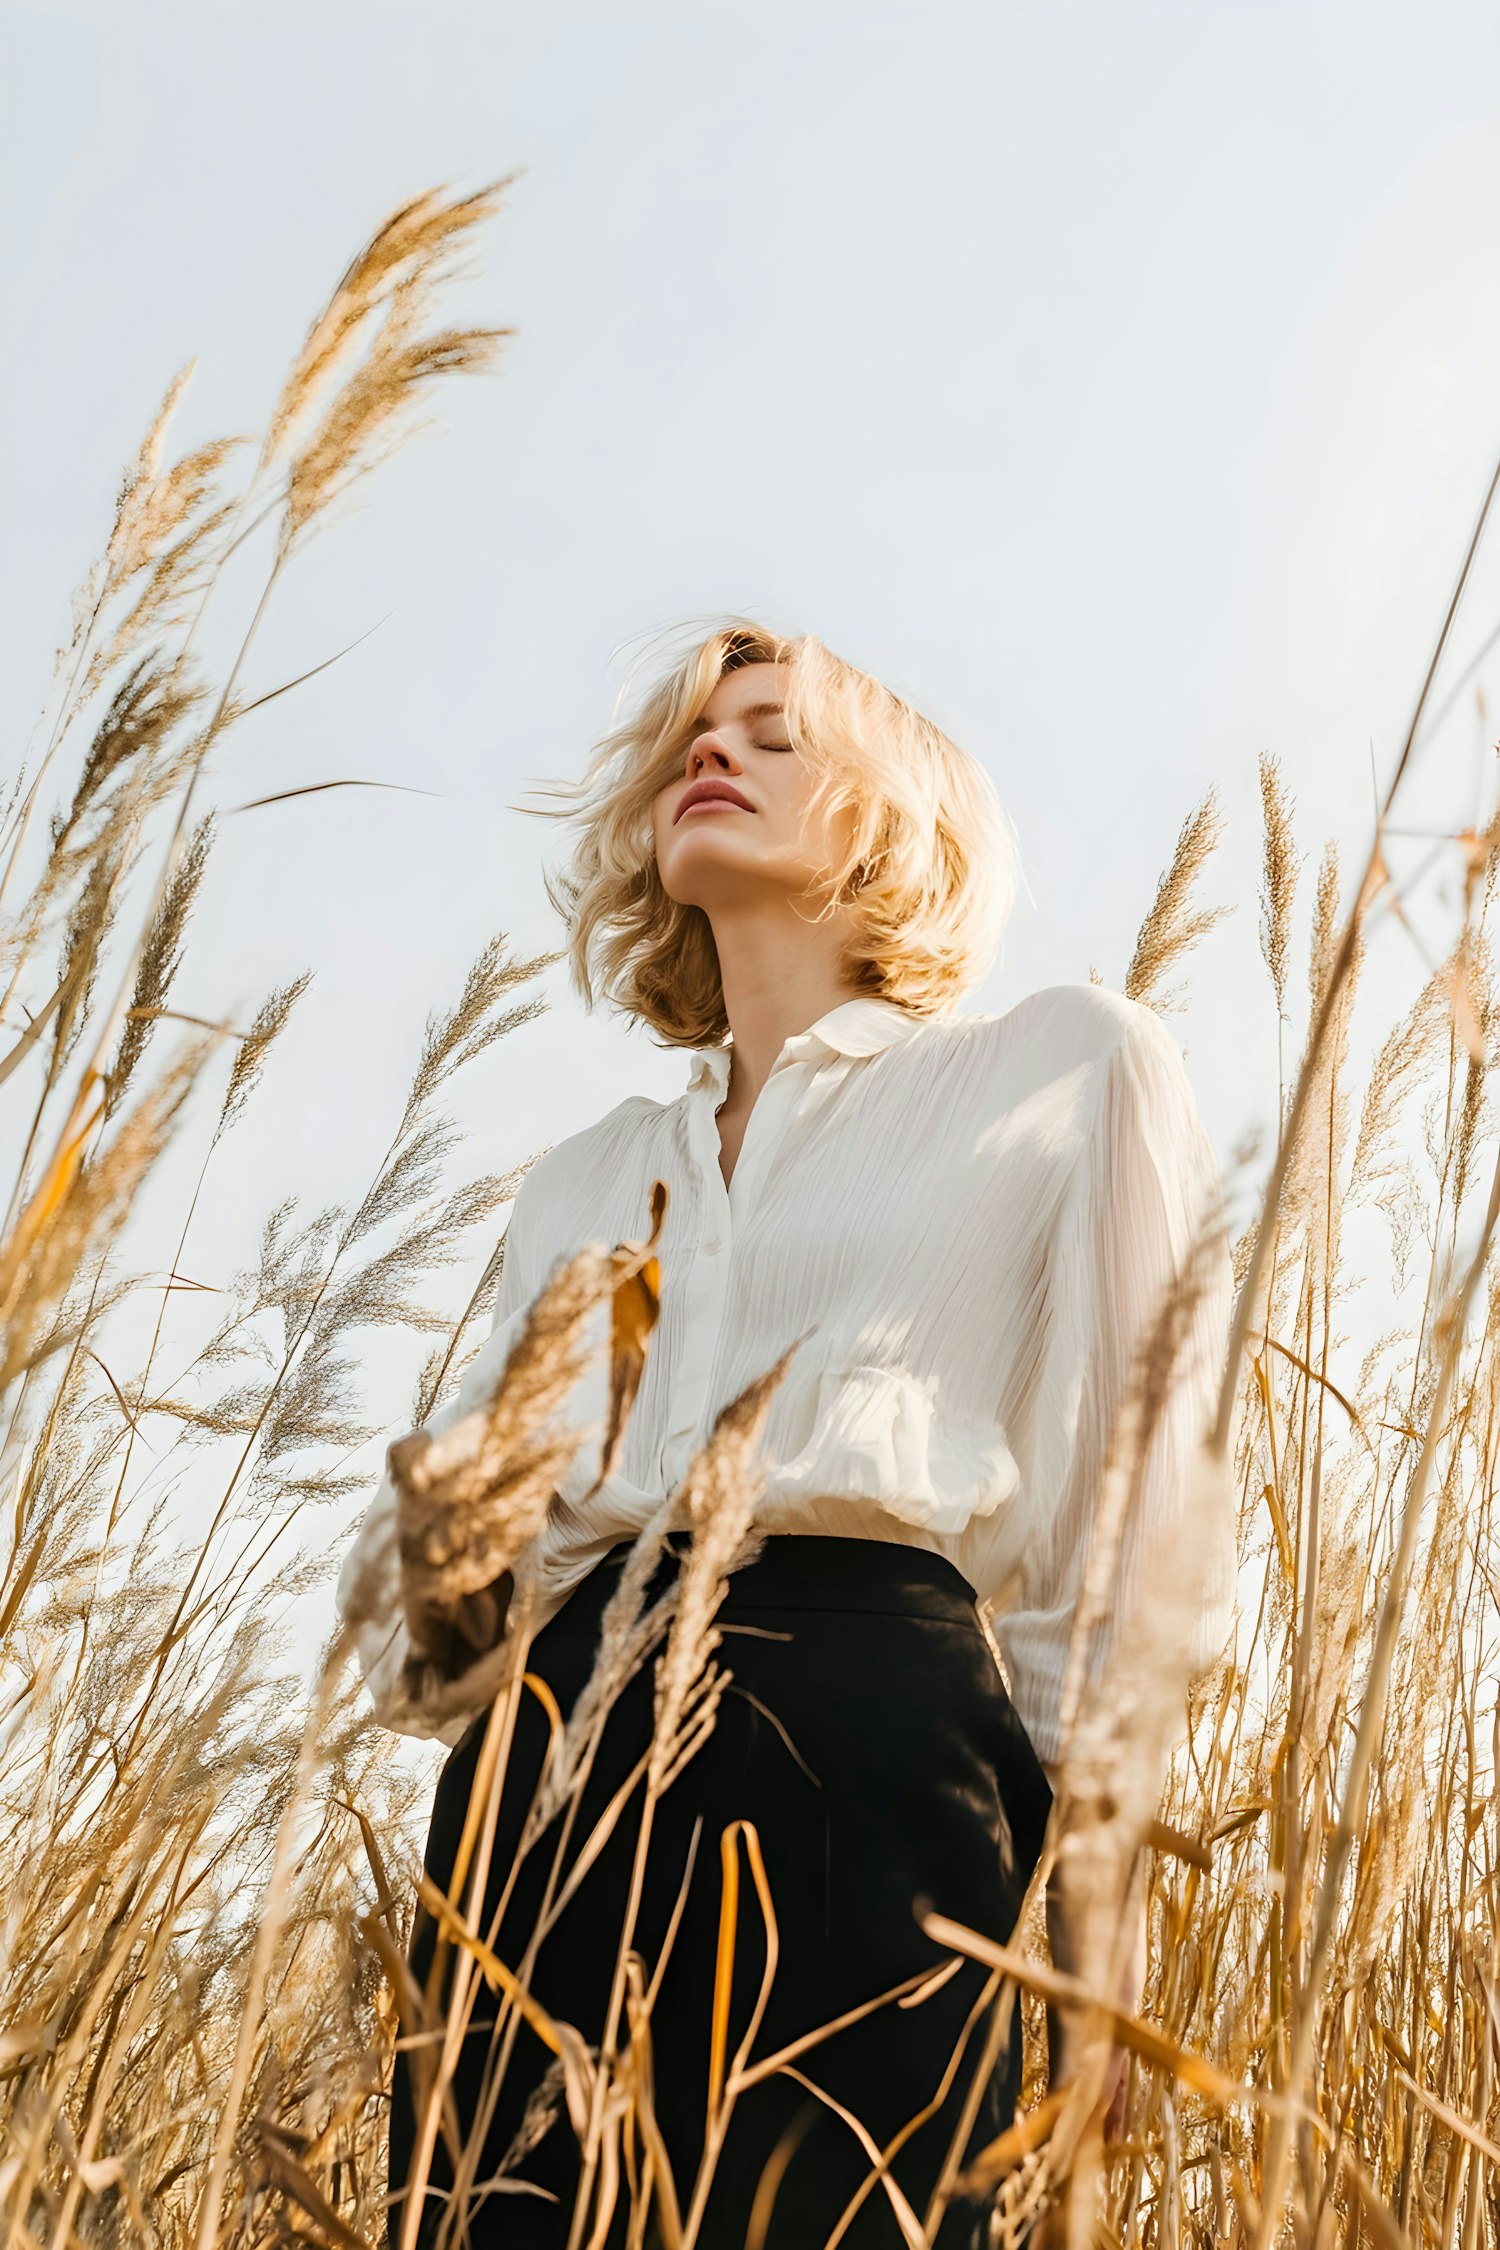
[{"x1": 6, "y1": 0, "x2": 1500, "y2": 1492}]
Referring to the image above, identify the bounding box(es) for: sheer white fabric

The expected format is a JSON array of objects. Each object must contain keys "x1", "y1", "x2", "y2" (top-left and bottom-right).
[{"x1": 336, "y1": 983, "x2": 1235, "y2": 1765}]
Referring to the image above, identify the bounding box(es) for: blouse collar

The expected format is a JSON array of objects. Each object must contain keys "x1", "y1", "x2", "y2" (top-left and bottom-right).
[{"x1": 685, "y1": 996, "x2": 927, "y2": 1100}]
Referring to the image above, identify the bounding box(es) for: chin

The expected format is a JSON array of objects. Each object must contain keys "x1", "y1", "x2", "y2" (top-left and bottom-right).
[{"x1": 659, "y1": 837, "x2": 765, "y2": 894}]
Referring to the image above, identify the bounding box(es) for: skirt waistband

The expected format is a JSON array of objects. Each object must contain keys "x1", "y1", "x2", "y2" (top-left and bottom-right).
[{"x1": 600, "y1": 1532, "x2": 981, "y2": 1627}]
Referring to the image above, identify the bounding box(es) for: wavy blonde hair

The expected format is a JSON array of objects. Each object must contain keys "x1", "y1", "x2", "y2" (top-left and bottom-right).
[{"x1": 533, "y1": 619, "x2": 1018, "y2": 1048}]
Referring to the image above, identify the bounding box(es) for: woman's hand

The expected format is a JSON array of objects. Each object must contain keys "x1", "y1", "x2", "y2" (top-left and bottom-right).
[
  {"x1": 389, "y1": 1423, "x2": 520, "y2": 1697},
  {"x1": 402, "y1": 1564, "x2": 515, "y2": 1690},
  {"x1": 1046, "y1": 2012, "x2": 1131, "y2": 2144},
  {"x1": 1101, "y1": 1887, "x2": 1145, "y2": 2136},
  {"x1": 1031, "y1": 1946, "x2": 1137, "y2": 2247},
  {"x1": 1043, "y1": 1829, "x2": 1148, "y2": 2147}
]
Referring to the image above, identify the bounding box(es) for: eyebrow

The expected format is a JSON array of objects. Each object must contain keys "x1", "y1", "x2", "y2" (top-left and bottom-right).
[{"x1": 689, "y1": 702, "x2": 787, "y2": 733}]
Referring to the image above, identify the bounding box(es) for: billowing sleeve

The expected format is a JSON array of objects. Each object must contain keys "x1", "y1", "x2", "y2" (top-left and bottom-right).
[
  {"x1": 335, "y1": 1172, "x2": 544, "y2": 1745},
  {"x1": 991, "y1": 999, "x2": 1236, "y2": 1771}
]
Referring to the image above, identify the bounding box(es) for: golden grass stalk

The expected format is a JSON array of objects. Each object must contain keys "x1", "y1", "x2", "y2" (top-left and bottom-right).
[
  {"x1": 1, "y1": 179, "x2": 528, "y2": 2249},
  {"x1": 384, "y1": 1202, "x2": 667, "y2": 1728},
  {"x1": 1258, "y1": 751, "x2": 1299, "y2": 1037},
  {"x1": 648, "y1": 1342, "x2": 797, "y2": 1793},
  {"x1": 1123, "y1": 786, "x2": 1231, "y2": 1016},
  {"x1": 266, "y1": 182, "x2": 518, "y2": 467}
]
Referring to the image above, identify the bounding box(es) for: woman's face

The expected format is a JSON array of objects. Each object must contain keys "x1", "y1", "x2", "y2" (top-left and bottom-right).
[{"x1": 652, "y1": 661, "x2": 854, "y2": 911}]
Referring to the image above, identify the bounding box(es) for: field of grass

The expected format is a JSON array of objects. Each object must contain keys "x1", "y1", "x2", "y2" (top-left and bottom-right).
[{"x1": 1, "y1": 185, "x2": 1497, "y2": 2248}]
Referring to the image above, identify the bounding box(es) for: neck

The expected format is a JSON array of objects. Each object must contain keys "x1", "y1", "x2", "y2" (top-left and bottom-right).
[{"x1": 708, "y1": 896, "x2": 858, "y2": 1111}]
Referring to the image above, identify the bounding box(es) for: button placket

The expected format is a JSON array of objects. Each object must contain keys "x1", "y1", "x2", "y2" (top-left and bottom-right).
[
  {"x1": 660, "y1": 1077, "x2": 735, "y2": 1485},
  {"x1": 663, "y1": 1048, "x2": 814, "y2": 1486},
  {"x1": 722, "y1": 1050, "x2": 807, "y2": 1235}
]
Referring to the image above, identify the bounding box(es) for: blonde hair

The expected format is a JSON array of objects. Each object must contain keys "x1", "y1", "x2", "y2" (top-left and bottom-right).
[{"x1": 531, "y1": 619, "x2": 1018, "y2": 1048}]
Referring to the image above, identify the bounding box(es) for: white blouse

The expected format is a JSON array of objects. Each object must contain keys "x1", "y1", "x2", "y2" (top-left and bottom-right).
[{"x1": 337, "y1": 982, "x2": 1236, "y2": 1767}]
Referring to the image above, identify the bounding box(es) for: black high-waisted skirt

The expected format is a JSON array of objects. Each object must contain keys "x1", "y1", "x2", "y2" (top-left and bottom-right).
[{"x1": 391, "y1": 1534, "x2": 1052, "y2": 2248}]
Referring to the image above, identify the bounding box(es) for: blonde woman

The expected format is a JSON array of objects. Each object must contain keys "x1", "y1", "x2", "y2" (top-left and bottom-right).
[{"x1": 340, "y1": 623, "x2": 1235, "y2": 2247}]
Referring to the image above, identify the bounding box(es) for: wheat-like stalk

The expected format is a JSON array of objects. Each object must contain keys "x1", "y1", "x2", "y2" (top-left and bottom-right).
[
  {"x1": 1258, "y1": 751, "x2": 1299, "y2": 1027},
  {"x1": 1123, "y1": 787, "x2": 1232, "y2": 1015}
]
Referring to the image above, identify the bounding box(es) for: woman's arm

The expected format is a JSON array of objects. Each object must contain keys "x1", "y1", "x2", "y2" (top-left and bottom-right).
[
  {"x1": 1041, "y1": 1765, "x2": 1145, "y2": 2139},
  {"x1": 994, "y1": 996, "x2": 1236, "y2": 1769},
  {"x1": 995, "y1": 995, "x2": 1235, "y2": 2113}
]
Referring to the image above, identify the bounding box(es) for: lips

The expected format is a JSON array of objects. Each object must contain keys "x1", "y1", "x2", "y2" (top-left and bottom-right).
[{"x1": 674, "y1": 779, "x2": 754, "y2": 822}]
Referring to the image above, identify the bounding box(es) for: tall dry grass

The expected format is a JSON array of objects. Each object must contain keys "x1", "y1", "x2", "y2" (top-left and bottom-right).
[
  {"x1": 2, "y1": 177, "x2": 1499, "y2": 2249},
  {"x1": 0, "y1": 181, "x2": 545, "y2": 2248}
]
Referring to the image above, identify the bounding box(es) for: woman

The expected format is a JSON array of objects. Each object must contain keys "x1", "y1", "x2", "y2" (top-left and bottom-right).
[{"x1": 339, "y1": 622, "x2": 1235, "y2": 2248}]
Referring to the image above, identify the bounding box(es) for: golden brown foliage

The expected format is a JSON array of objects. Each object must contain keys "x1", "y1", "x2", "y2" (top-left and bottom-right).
[{"x1": 4, "y1": 177, "x2": 1500, "y2": 2250}]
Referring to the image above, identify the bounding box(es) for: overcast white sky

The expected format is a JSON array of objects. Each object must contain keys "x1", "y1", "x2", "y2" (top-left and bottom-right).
[{"x1": 7, "y1": 0, "x2": 1500, "y2": 1471}]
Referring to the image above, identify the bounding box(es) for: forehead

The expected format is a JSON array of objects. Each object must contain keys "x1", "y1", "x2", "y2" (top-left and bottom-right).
[{"x1": 695, "y1": 659, "x2": 789, "y2": 725}]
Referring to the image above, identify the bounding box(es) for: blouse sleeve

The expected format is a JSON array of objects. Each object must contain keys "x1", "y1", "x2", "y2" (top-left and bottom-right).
[
  {"x1": 335, "y1": 1174, "x2": 543, "y2": 1746},
  {"x1": 991, "y1": 998, "x2": 1236, "y2": 1771}
]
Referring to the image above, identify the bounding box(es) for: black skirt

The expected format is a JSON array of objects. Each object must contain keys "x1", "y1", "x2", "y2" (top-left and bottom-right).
[{"x1": 390, "y1": 1534, "x2": 1053, "y2": 2248}]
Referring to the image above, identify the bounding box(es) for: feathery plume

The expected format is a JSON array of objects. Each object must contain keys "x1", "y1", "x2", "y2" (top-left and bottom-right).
[
  {"x1": 649, "y1": 1342, "x2": 800, "y2": 1791},
  {"x1": 219, "y1": 973, "x2": 314, "y2": 1133},
  {"x1": 401, "y1": 933, "x2": 560, "y2": 1126},
  {"x1": 1123, "y1": 789, "x2": 1231, "y2": 1015},
  {"x1": 266, "y1": 180, "x2": 519, "y2": 463},
  {"x1": 107, "y1": 814, "x2": 214, "y2": 1115},
  {"x1": 1257, "y1": 750, "x2": 1299, "y2": 1021},
  {"x1": 283, "y1": 280, "x2": 512, "y2": 547}
]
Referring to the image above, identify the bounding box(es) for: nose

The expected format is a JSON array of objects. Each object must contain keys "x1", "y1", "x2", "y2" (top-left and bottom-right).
[{"x1": 686, "y1": 728, "x2": 743, "y2": 779}]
